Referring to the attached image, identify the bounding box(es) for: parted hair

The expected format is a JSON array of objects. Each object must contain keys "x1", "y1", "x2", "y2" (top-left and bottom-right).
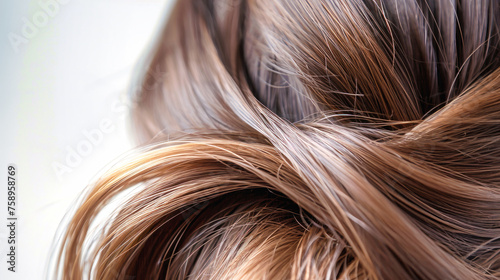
[{"x1": 55, "y1": 0, "x2": 500, "y2": 279}]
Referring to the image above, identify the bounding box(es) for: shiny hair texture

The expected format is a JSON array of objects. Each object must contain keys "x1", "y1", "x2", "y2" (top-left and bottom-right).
[{"x1": 55, "y1": 0, "x2": 500, "y2": 279}]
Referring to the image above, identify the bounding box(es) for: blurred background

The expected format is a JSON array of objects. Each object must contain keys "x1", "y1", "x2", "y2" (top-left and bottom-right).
[{"x1": 0, "y1": 0, "x2": 174, "y2": 279}]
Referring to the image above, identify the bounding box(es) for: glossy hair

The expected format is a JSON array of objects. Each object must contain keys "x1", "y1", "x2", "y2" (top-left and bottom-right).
[{"x1": 55, "y1": 0, "x2": 500, "y2": 279}]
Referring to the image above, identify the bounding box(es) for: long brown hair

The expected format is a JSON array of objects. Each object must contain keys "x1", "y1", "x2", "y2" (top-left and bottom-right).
[{"x1": 55, "y1": 0, "x2": 500, "y2": 279}]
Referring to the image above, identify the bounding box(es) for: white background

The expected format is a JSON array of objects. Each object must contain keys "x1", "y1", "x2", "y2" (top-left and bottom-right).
[{"x1": 0, "y1": 0, "x2": 174, "y2": 279}]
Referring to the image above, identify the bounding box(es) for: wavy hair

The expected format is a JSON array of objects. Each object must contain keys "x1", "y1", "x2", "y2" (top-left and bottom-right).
[{"x1": 55, "y1": 0, "x2": 500, "y2": 279}]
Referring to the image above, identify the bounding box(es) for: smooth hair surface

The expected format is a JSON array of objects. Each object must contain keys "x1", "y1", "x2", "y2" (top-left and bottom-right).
[{"x1": 55, "y1": 0, "x2": 500, "y2": 279}]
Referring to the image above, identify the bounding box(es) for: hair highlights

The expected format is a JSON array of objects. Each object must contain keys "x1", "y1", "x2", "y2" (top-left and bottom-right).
[{"x1": 55, "y1": 0, "x2": 500, "y2": 279}]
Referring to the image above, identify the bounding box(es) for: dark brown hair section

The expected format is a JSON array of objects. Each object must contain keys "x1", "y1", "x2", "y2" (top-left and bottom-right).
[{"x1": 55, "y1": 0, "x2": 500, "y2": 279}]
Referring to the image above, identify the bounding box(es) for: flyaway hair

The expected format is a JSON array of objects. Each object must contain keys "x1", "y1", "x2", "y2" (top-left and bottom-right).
[{"x1": 54, "y1": 0, "x2": 500, "y2": 279}]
